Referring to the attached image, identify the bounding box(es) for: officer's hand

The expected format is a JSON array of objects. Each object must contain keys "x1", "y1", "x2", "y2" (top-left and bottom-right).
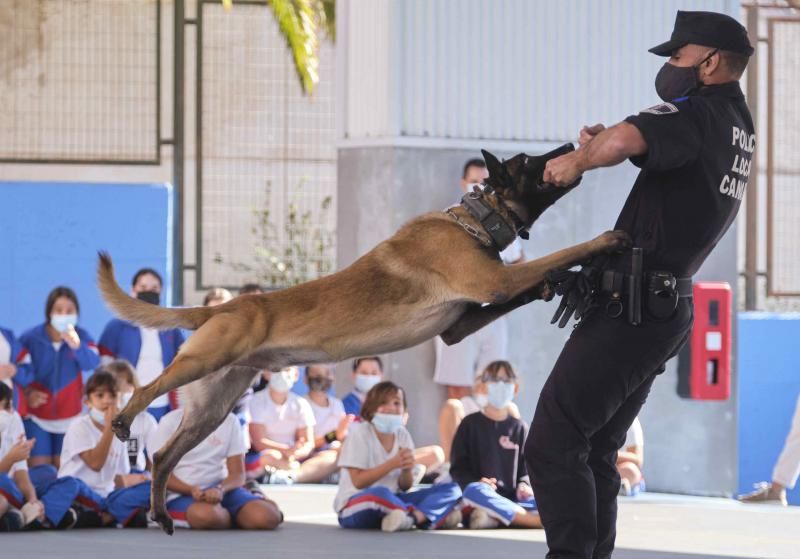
[
  {"x1": 543, "y1": 152, "x2": 583, "y2": 187},
  {"x1": 579, "y1": 123, "x2": 605, "y2": 147}
]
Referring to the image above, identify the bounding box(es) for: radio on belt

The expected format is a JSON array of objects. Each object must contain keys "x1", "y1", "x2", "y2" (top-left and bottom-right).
[{"x1": 677, "y1": 282, "x2": 731, "y2": 400}]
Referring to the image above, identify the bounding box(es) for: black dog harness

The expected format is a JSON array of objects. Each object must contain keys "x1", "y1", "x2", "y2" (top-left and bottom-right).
[{"x1": 445, "y1": 186, "x2": 529, "y2": 251}]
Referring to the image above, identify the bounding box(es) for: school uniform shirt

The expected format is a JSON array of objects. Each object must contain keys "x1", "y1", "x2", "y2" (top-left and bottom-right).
[
  {"x1": 16, "y1": 324, "x2": 100, "y2": 433},
  {"x1": 334, "y1": 421, "x2": 414, "y2": 512},
  {"x1": 306, "y1": 395, "x2": 346, "y2": 438},
  {"x1": 59, "y1": 414, "x2": 130, "y2": 497},
  {"x1": 0, "y1": 411, "x2": 29, "y2": 476},
  {"x1": 450, "y1": 412, "x2": 528, "y2": 501},
  {"x1": 98, "y1": 320, "x2": 184, "y2": 409},
  {"x1": 149, "y1": 410, "x2": 247, "y2": 501},
  {"x1": 249, "y1": 390, "x2": 315, "y2": 447},
  {"x1": 341, "y1": 390, "x2": 365, "y2": 417},
  {"x1": 127, "y1": 412, "x2": 158, "y2": 471},
  {"x1": 1, "y1": 327, "x2": 31, "y2": 394}
]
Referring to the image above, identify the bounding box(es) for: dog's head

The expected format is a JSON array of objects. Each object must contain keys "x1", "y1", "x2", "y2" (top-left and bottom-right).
[{"x1": 481, "y1": 143, "x2": 581, "y2": 228}]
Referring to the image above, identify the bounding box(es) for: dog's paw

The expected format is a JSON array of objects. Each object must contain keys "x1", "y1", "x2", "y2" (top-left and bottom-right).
[
  {"x1": 111, "y1": 415, "x2": 131, "y2": 441},
  {"x1": 151, "y1": 508, "x2": 174, "y2": 536},
  {"x1": 592, "y1": 230, "x2": 632, "y2": 254}
]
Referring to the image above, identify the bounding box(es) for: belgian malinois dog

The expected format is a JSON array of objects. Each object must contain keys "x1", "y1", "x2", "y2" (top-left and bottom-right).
[{"x1": 97, "y1": 144, "x2": 630, "y2": 533}]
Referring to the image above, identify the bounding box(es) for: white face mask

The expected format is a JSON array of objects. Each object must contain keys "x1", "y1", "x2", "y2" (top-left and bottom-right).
[
  {"x1": 0, "y1": 410, "x2": 12, "y2": 432},
  {"x1": 355, "y1": 374, "x2": 381, "y2": 394},
  {"x1": 50, "y1": 314, "x2": 78, "y2": 333},
  {"x1": 269, "y1": 370, "x2": 295, "y2": 393},
  {"x1": 487, "y1": 381, "x2": 515, "y2": 409},
  {"x1": 89, "y1": 408, "x2": 106, "y2": 426}
]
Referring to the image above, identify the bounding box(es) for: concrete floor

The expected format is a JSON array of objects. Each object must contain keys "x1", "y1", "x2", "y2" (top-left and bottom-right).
[{"x1": 2, "y1": 486, "x2": 798, "y2": 559}]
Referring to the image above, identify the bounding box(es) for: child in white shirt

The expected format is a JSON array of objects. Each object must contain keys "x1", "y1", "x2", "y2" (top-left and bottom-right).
[
  {"x1": 101, "y1": 360, "x2": 157, "y2": 472},
  {"x1": 149, "y1": 409, "x2": 282, "y2": 530},
  {"x1": 0, "y1": 381, "x2": 107, "y2": 531},
  {"x1": 335, "y1": 381, "x2": 462, "y2": 532},
  {"x1": 58, "y1": 371, "x2": 151, "y2": 527},
  {"x1": 246, "y1": 367, "x2": 318, "y2": 484}
]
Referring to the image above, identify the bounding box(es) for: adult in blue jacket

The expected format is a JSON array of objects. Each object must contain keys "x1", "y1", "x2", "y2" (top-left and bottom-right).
[
  {"x1": 98, "y1": 267, "x2": 184, "y2": 421},
  {"x1": 16, "y1": 287, "x2": 100, "y2": 468}
]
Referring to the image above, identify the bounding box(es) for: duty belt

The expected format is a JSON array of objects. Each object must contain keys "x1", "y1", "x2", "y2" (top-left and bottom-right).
[{"x1": 599, "y1": 257, "x2": 692, "y2": 325}]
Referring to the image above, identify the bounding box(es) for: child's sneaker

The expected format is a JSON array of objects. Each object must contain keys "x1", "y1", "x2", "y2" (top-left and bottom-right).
[
  {"x1": 468, "y1": 508, "x2": 501, "y2": 529},
  {"x1": 265, "y1": 468, "x2": 296, "y2": 485},
  {"x1": 0, "y1": 509, "x2": 25, "y2": 532},
  {"x1": 438, "y1": 508, "x2": 462, "y2": 530},
  {"x1": 56, "y1": 507, "x2": 79, "y2": 530},
  {"x1": 381, "y1": 509, "x2": 415, "y2": 532}
]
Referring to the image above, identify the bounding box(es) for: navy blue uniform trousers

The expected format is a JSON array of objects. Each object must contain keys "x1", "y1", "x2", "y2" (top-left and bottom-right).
[{"x1": 525, "y1": 298, "x2": 693, "y2": 559}]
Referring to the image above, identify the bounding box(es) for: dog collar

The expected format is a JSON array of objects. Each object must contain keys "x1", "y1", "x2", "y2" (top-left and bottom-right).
[{"x1": 458, "y1": 189, "x2": 523, "y2": 251}]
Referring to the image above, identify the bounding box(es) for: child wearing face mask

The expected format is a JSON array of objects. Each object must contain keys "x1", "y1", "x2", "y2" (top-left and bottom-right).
[
  {"x1": 101, "y1": 360, "x2": 157, "y2": 473},
  {"x1": 16, "y1": 287, "x2": 100, "y2": 470},
  {"x1": 0, "y1": 382, "x2": 104, "y2": 531},
  {"x1": 335, "y1": 381, "x2": 463, "y2": 532},
  {"x1": 439, "y1": 365, "x2": 522, "y2": 463},
  {"x1": 450, "y1": 361, "x2": 541, "y2": 529},
  {"x1": 98, "y1": 268, "x2": 185, "y2": 421},
  {"x1": 58, "y1": 372, "x2": 152, "y2": 527},
  {"x1": 246, "y1": 367, "x2": 318, "y2": 484},
  {"x1": 341, "y1": 357, "x2": 384, "y2": 416}
]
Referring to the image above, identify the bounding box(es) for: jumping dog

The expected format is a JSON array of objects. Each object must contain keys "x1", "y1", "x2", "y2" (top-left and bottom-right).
[{"x1": 97, "y1": 144, "x2": 630, "y2": 533}]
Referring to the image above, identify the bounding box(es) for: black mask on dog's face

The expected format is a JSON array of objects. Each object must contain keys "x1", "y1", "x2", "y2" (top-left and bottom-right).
[{"x1": 481, "y1": 145, "x2": 581, "y2": 228}]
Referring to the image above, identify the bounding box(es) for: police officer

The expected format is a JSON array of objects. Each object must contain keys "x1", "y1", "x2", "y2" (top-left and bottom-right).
[{"x1": 524, "y1": 11, "x2": 755, "y2": 559}]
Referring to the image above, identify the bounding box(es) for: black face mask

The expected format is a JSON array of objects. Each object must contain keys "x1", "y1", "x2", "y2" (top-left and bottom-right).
[
  {"x1": 307, "y1": 377, "x2": 333, "y2": 393},
  {"x1": 654, "y1": 49, "x2": 718, "y2": 102},
  {"x1": 136, "y1": 291, "x2": 160, "y2": 306}
]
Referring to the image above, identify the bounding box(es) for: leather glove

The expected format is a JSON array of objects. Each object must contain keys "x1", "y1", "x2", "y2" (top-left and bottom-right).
[{"x1": 546, "y1": 268, "x2": 596, "y2": 328}]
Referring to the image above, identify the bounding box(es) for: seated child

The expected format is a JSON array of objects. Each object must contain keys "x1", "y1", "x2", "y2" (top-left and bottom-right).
[
  {"x1": 149, "y1": 408, "x2": 282, "y2": 530},
  {"x1": 335, "y1": 381, "x2": 462, "y2": 532},
  {"x1": 303, "y1": 364, "x2": 353, "y2": 482},
  {"x1": 58, "y1": 372, "x2": 151, "y2": 527},
  {"x1": 247, "y1": 367, "x2": 329, "y2": 484},
  {"x1": 450, "y1": 360, "x2": 541, "y2": 529},
  {"x1": 439, "y1": 364, "x2": 521, "y2": 462},
  {"x1": 101, "y1": 360, "x2": 158, "y2": 473},
  {"x1": 617, "y1": 416, "x2": 644, "y2": 496}
]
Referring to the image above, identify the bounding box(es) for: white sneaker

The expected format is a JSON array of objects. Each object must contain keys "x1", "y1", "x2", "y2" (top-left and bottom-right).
[
  {"x1": 381, "y1": 509, "x2": 415, "y2": 532},
  {"x1": 438, "y1": 508, "x2": 462, "y2": 530},
  {"x1": 469, "y1": 508, "x2": 501, "y2": 530},
  {"x1": 266, "y1": 468, "x2": 296, "y2": 485}
]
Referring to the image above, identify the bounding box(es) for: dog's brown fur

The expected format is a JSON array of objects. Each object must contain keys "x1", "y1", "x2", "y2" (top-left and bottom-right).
[{"x1": 97, "y1": 146, "x2": 630, "y2": 533}]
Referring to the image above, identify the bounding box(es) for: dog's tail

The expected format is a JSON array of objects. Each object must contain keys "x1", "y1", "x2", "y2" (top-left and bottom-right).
[{"x1": 97, "y1": 252, "x2": 214, "y2": 330}]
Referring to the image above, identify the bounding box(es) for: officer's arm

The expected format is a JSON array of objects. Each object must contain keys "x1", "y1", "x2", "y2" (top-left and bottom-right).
[{"x1": 574, "y1": 122, "x2": 647, "y2": 172}]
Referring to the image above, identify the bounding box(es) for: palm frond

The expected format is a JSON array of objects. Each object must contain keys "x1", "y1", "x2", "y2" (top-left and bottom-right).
[{"x1": 267, "y1": 0, "x2": 319, "y2": 94}]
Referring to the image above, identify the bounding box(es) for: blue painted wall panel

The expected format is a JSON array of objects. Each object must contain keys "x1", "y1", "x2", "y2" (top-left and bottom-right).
[
  {"x1": 0, "y1": 181, "x2": 173, "y2": 341},
  {"x1": 738, "y1": 313, "x2": 800, "y2": 506}
]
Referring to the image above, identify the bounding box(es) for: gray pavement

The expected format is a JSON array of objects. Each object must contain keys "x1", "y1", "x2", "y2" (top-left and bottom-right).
[{"x1": 2, "y1": 485, "x2": 798, "y2": 559}]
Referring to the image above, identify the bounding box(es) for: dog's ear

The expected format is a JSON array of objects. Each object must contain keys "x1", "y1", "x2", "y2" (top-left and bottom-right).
[{"x1": 481, "y1": 149, "x2": 510, "y2": 187}]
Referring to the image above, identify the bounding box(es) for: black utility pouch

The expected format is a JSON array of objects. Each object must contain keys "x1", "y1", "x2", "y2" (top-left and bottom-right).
[{"x1": 645, "y1": 272, "x2": 679, "y2": 320}]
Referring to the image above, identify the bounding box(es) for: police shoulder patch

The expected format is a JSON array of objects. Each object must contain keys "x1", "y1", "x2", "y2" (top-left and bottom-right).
[{"x1": 640, "y1": 102, "x2": 679, "y2": 115}]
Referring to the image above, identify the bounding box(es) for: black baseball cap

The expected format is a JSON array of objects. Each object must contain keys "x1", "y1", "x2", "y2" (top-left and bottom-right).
[{"x1": 649, "y1": 11, "x2": 754, "y2": 57}]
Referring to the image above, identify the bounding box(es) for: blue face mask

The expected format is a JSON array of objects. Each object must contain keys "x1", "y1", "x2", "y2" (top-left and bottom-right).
[
  {"x1": 487, "y1": 381, "x2": 515, "y2": 409},
  {"x1": 371, "y1": 412, "x2": 404, "y2": 434},
  {"x1": 89, "y1": 408, "x2": 106, "y2": 426},
  {"x1": 355, "y1": 374, "x2": 381, "y2": 394},
  {"x1": 50, "y1": 314, "x2": 77, "y2": 333}
]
